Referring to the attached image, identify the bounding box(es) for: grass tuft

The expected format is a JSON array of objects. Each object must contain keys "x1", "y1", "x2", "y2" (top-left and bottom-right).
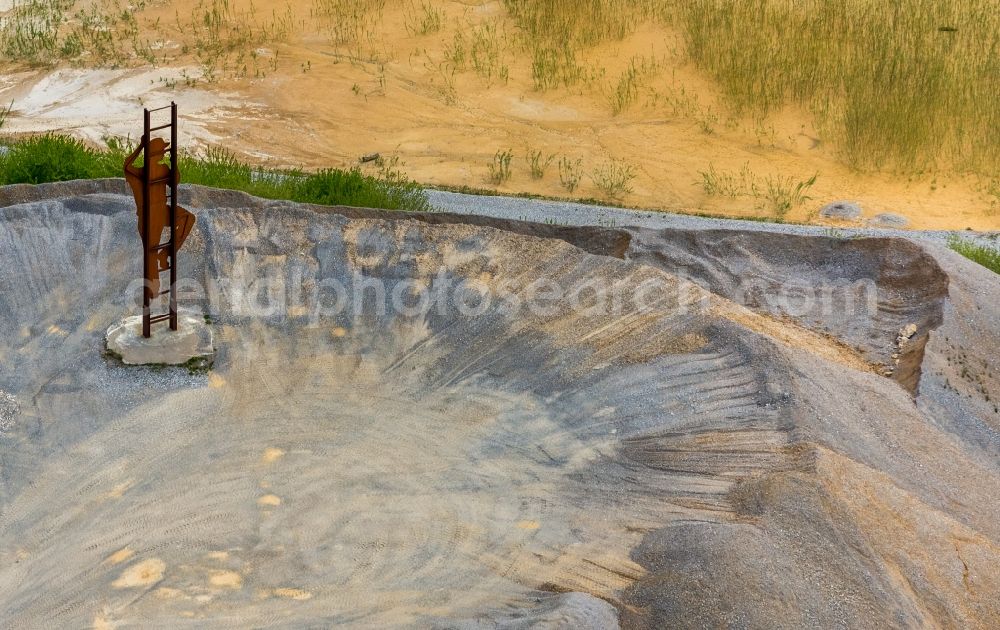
[
  {"x1": 763, "y1": 173, "x2": 818, "y2": 219},
  {"x1": 592, "y1": 159, "x2": 636, "y2": 200},
  {"x1": 609, "y1": 55, "x2": 658, "y2": 115},
  {"x1": 948, "y1": 237, "x2": 1000, "y2": 275},
  {"x1": 404, "y1": 1, "x2": 443, "y2": 37},
  {"x1": 558, "y1": 156, "x2": 582, "y2": 193},
  {"x1": 488, "y1": 149, "x2": 514, "y2": 185},
  {"x1": 0, "y1": 101, "x2": 12, "y2": 130},
  {"x1": 526, "y1": 149, "x2": 554, "y2": 180}
]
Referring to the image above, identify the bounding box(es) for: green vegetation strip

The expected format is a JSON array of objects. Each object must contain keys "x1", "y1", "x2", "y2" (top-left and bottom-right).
[
  {"x1": 677, "y1": 0, "x2": 1000, "y2": 173},
  {"x1": 0, "y1": 134, "x2": 431, "y2": 212},
  {"x1": 948, "y1": 236, "x2": 1000, "y2": 275}
]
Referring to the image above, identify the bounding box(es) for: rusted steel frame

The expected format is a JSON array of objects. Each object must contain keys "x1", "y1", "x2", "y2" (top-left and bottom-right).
[
  {"x1": 140, "y1": 103, "x2": 179, "y2": 337},
  {"x1": 142, "y1": 108, "x2": 152, "y2": 338},
  {"x1": 169, "y1": 102, "x2": 178, "y2": 331}
]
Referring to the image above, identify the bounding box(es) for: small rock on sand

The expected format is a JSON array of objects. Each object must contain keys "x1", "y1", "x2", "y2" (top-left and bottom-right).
[
  {"x1": 867, "y1": 213, "x2": 910, "y2": 228},
  {"x1": 819, "y1": 201, "x2": 862, "y2": 220}
]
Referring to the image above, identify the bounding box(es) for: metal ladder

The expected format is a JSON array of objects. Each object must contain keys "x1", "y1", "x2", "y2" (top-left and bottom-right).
[{"x1": 141, "y1": 102, "x2": 179, "y2": 338}]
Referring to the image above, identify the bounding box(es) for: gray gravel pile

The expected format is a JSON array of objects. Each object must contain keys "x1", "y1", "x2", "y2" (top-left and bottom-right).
[{"x1": 0, "y1": 182, "x2": 997, "y2": 629}]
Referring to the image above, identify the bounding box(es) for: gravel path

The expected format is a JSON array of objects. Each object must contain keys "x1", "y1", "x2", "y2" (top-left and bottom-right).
[{"x1": 427, "y1": 189, "x2": 1000, "y2": 250}]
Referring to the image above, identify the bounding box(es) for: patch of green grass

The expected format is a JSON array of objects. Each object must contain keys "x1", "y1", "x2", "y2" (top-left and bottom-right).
[
  {"x1": 181, "y1": 0, "x2": 293, "y2": 81},
  {"x1": 0, "y1": 134, "x2": 124, "y2": 182},
  {"x1": 948, "y1": 236, "x2": 1000, "y2": 275},
  {"x1": 0, "y1": 0, "x2": 290, "y2": 77},
  {"x1": 677, "y1": 0, "x2": 1000, "y2": 172},
  {"x1": 503, "y1": 0, "x2": 660, "y2": 50},
  {"x1": 0, "y1": 0, "x2": 153, "y2": 67},
  {"x1": 468, "y1": 19, "x2": 510, "y2": 85},
  {"x1": 0, "y1": 134, "x2": 431, "y2": 211},
  {"x1": 504, "y1": 0, "x2": 658, "y2": 92},
  {"x1": 312, "y1": 0, "x2": 387, "y2": 62},
  {"x1": 528, "y1": 41, "x2": 586, "y2": 91},
  {"x1": 0, "y1": 0, "x2": 75, "y2": 64},
  {"x1": 698, "y1": 162, "x2": 756, "y2": 198}
]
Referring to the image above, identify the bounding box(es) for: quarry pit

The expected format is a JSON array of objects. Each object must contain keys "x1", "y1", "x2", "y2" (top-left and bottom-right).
[{"x1": 0, "y1": 180, "x2": 998, "y2": 628}]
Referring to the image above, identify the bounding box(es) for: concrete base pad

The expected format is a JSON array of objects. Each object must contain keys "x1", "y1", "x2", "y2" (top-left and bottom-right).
[{"x1": 106, "y1": 310, "x2": 214, "y2": 366}]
